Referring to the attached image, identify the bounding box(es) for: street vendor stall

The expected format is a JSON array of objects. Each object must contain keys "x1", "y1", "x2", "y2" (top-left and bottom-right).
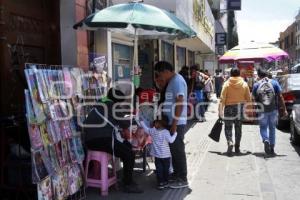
[{"x1": 237, "y1": 61, "x2": 255, "y2": 90}]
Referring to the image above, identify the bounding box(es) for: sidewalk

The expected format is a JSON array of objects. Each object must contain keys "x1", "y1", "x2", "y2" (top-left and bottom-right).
[{"x1": 87, "y1": 98, "x2": 300, "y2": 200}]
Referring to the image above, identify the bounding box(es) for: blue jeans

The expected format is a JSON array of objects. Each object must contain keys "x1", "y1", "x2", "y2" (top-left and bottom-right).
[
  {"x1": 194, "y1": 90, "x2": 205, "y2": 118},
  {"x1": 154, "y1": 157, "x2": 171, "y2": 184},
  {"x1": 259, "y1": 110, "x2": 278, "y2": 145}
]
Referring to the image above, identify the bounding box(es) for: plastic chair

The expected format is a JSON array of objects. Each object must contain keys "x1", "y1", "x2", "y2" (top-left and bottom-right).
[{"x1": 84, "y1": 150, "x2": 117, "y2": 196}]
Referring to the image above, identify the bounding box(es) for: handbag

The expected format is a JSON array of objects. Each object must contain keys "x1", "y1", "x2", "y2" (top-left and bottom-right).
[{"x1": 208, "y1": 118, "x2": 223, "y2": 142}]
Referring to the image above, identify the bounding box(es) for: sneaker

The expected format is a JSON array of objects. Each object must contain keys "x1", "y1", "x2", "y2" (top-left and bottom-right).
[
  {"x1": 270, "y1": 145, "x2": 276, "y2": 156},
  {"x1": 169, "y1": 179, "x2": 189, "y2": 189},
  {"x1": 157, "y1": 182, "x2": 169, "y2": 190},
  {"x1": 168, "y1": 173, "x2": 177, "y2": 183},
  {"x1": 227, "y1": 142, "x2": 234, "y2": 156},
  {"x1": 264, "y1": 141, "x2": 270, "y2": 154},
  {"x1": 123, "y1": 184, "x2": 144, "y2": 193}
]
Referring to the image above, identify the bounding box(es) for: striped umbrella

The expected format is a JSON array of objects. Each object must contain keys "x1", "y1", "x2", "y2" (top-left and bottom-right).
[{"x1": 219, "y1": 42, "x2": 289, "y2": 64}]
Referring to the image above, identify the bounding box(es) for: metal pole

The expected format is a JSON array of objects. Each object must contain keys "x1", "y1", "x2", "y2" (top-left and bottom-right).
[{"x1": 129, "y1": 28, "x2": 138, "y2": 140}]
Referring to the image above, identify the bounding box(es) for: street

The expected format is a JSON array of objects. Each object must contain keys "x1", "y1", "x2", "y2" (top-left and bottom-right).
[{"x1": 87, "y1": 100, "x2": 300, "y2": 200}]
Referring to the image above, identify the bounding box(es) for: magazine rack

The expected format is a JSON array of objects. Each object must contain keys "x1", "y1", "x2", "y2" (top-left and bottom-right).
[{"x1": 24, "y1": 63, "x2": 104, "y2": 200}]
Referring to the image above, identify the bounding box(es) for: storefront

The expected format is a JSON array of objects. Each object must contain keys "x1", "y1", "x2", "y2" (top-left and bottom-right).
[
  {"x1": 161, "y1": 41, "x2": 175, "y2": 67},
  {"x1": 177, "y1": 46, "x2": 186, "y2": 69}
]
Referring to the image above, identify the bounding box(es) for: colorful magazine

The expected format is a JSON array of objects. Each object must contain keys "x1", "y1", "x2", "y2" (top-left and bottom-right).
[
  {"x1": 24, "y1": 68, "x2": 46, "y2": 123},
  {"x1": 37, "y1": 176, "x2": 53, "y2": 200},
  {"x1": 39, "y1": 123, "x2": 52, "y2": 147},
  {"x1": 27, "y1": 123, "x2": 43, "y2": 150},
  {"x1": 25, "y1": 89, "x2": 36, "y2": 124},
  {"x1": 68, "y1": 164, "x2": 83, "y2": 195},
  {"x1": 47, "y1": 144, "x2": 60, "y2": 172},
  {"x1": 46, "y1": 120, "x2": 58, "y2": 144},
  {"x1": 67, "y1": 139, "x2": 77, "y2": 163},
  {"x1": 61, "y1": 140, "x2": 70, "y2": 165},
  {"x1": 52, "y1": 170, "x2": 68, "y2": 200},
  {"x1": 63, "y1": 67, "x2": 73, "y2": 98},
  {"x1": 73, "y1": 137, "x2": 85, "y2": 163},
  {"x1": 59, "y1": 121, "x2": 72, "y2": 139},
  {"x1": 54, "y1": 142, "x2": 65, "y2": 168},
  {"x1": 32, "y1": 150, "x2": 49, "y2": 183},
  {"x1": 33, "y1": 66, "x2": 49, "y2": 103}
]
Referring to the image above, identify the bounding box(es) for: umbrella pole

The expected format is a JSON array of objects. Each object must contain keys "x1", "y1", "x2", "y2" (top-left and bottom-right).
[{"x1": 129, "y1": 29, "x2": 138, "y2": 140}]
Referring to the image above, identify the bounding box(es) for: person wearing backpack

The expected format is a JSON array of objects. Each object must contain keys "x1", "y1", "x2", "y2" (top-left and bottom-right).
[
  {"x1": 219, "y1": 67, "x2": 251, "y2": 156},
  {"x1": 252, "y1": 68, "x2": 288, "y2": 155},
  {"x1": 190, "y1": 66, "x2": 208, "y2": 122}
]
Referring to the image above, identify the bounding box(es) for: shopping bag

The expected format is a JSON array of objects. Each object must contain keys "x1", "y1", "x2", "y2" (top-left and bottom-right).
[{"x1": 208, "y1": 118, "x2": 223, "y2": 142}]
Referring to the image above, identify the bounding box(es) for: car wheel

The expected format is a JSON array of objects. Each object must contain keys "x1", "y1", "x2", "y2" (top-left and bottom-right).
[{"x1": 290, "y1": 117, "x2": 300, "y2": 145}]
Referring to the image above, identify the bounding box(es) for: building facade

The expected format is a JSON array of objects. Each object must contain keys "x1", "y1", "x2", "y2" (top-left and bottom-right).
[
  {"x1": 279, "y1": 22, "x2": 297, "y2": 66},
  {"x1": 296, "y1": 9, "x2": 300, "y2": 63}
]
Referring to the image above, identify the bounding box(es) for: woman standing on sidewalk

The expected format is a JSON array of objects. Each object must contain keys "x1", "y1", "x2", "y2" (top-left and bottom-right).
[{"x1": 218, "y1": 68, "x2": 251, "y2": 156}]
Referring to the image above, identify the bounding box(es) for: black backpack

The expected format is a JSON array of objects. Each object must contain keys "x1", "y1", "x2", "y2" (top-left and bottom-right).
[{"x1": 256, "y1": 78, "x2": 276, "y2": 112}]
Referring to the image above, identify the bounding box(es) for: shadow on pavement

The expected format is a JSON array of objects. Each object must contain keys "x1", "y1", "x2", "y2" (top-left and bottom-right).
[
  {"x1": 87, "y1": 168, "x2": 193, "y2": 200},
  {"x1": 209, "y1": 151, "x2": 287, "y2": 159},
  {"x1": 208, "y1": 151, "x2": 252, "y2": 157},
  {"x1": 292, "y1": 144, "x2": 300, "y2": 157},
  {"x1": 252, "y1": 152, "x2": 287, "y2": 158}
]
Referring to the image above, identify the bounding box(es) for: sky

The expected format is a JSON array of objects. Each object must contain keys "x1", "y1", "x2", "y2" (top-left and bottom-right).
[{"x1": 236, "y1": 0, "x2": 300, "y2": 44}]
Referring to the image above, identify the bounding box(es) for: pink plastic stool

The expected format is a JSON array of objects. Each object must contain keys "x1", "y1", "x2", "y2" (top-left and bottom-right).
[{"x1": 84, "y1": 150, "x2": 117, "y2": 196}]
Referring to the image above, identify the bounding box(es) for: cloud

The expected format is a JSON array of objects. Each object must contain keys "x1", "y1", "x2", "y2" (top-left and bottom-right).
[{"x1": 237, "y1": 19, "x2": 293, "y2": 44}]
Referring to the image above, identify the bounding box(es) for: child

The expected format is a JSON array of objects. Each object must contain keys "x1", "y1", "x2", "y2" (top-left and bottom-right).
[{"x1": 138, "y1": 115, "x2": 177, "y2": 189}]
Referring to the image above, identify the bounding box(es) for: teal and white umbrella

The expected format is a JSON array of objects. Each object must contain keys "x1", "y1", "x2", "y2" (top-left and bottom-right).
[
  {"x1": 74, "y1": 2, "x2": 196, "y2": 38},
  {"x1": 74, "y1": 2, "x2": 196, "y2": 135}
]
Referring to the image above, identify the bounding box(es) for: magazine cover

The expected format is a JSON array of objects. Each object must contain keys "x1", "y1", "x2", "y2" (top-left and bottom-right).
[
  {"x1": 68, "y1": 164, "x2": 83, "y2": 195},
  {"x1": 69, "y1": 117, "x2": 79, "y2": 137},
  {"x1": 67, "y1": 139, "x2": 77, "y2": 163},
  {"x1": 40, "y1": 149, "x2": 55, "y2": 176},
  {"x1": 46, "y1": 120, "x2": 59, "y2": 144},
  {"x1": 24, "y1": 68, "x2": 46, "y2": 123},
  {"x1": 39, "y1": 123, "x2": 52, "y2": 147},
  {"x1": 73, "y1": 137, "x2": 85, "y2": 163},
  {"x1": 33, "y1": 66, "x2": 49, "y2": 103},
  {"x1": 61, "y1": 140, "x2": 70, "y2": 165},
  {"x1": 25, "y1": 89, "x2": 36, "y2": 124},
  {"x1": 54, "y1": 142, "x2": 65, "y2": 168},
  {"x1": 50, "y1": 70, "x2": 59, "y2": 99},
  {"x1": 63, "y1": 67, "x2": 73, "y2": 98},
  {"x1": 70, "y1": 68, "x2": 83, "y2": 96},
  {"x1": 37, "y1": 176, "x2": 53, "y2": 200},
  {"x1": 46, "y1": 70, "x2": 55, "y2": 99},
  {"x1": 27, "y1": 123, "x2": 43, "y2": 150},
  {"x1": 47, "y1": 145, "x2": 60, "y2": 172},
  {"x1": 60, "y1": 121, "x2": 72, "y2": 139},
  {"x1": 42, "y1": 69, "x2": 51, "y2": 98},
  {"x1": 52, "y1": 170, "x2": 68, "y2": 200},
  {"x1": 32, "y1": 150, "x2": 49, "y2": 183}
]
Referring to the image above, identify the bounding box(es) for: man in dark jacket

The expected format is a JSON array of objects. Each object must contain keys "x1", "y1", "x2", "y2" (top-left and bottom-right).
[{"x1": 83, "y1": 88, "x2": 143, "y2": 193}]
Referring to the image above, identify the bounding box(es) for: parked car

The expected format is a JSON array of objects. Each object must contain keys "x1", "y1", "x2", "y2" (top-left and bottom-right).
[
  {"x1": 290, "y1": 104, "x2": 300, "y2": 145},
  {"x1": 290, "y1": 63, "x2": 300, "y2": 73},
  {"x1": 275, "y1": 72, "x2": 300, "y2": 129}
]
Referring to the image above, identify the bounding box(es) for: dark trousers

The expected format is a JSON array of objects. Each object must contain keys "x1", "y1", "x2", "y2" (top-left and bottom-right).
[
  {"x1": 86, "y1": 138, "x2": 135, "y2": 185},
  {"x1": 169, "y1": 125, "x2": 187, "y2": 181},
  {"x1": 224, "y1": 104, "x2": 243, "y2": 146},
  {"x1": 154, "y1": 157, "x2": 171, "y2": 184}
]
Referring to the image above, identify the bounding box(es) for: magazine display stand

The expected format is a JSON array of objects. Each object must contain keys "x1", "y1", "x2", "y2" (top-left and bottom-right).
[{"x1": 24, "y1": 63, "x2": 108, "y2": 200}]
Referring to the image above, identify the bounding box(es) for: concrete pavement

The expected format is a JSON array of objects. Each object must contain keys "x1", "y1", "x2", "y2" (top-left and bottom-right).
[{"x1": 87, "y1": 99, "x2": 300, "y2": 200}]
